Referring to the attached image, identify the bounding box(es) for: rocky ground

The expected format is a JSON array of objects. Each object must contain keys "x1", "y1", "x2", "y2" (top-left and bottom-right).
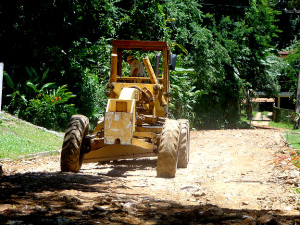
[{"x1": 1, "y1": 125, "x2": 300, "y2": 224}]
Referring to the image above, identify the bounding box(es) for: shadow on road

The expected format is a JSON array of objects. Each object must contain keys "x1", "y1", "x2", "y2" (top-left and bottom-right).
[
  {"x1": 0, "y1": 172, "x2": 113, "y2": 200},
  {"x1": 1, "y1": 169, "x2": 300, "y2": 224},
  {"x1": 85, "y1": 158, "x2": 157, "y2": 177}
]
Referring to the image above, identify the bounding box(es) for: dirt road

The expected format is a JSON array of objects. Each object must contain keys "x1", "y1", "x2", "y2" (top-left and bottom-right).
[{"x1": 1, "y1": 127, "x2": 300, "y2": 224}]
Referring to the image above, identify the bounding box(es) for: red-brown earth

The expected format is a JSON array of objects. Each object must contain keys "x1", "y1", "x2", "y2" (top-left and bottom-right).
[{"x1": 1, "y1": 126, "x2": 300, "y2": 224}]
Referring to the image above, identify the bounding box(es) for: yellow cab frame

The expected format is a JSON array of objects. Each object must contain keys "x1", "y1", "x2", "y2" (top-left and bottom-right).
[{"x1": 83, "y1": 40, "x2": 173, "y2": 163}]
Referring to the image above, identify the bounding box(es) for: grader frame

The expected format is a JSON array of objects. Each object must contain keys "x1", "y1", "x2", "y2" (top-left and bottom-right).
[{"x1": 60, "y1": 40, "x2": 190, "y2": 178}]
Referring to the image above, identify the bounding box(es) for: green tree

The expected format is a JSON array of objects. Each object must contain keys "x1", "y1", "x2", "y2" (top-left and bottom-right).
[
  {"x1": 275, "y1": 0, "x2": 300, "y2": 48},
  {"x1": 117, "y1": 0, "x2": 167, "y2": 41},
  {"x1": 162, "y1": 0, "x2": 281, "y2": 128},
  {"x1": 0, "y1": 1, "x2": 123, "y2": 128},
  {"x1": 0, "y1": 0, "x2": 284, "y2": 130},
  {"x1": 283, "y1": 45, "x2": 300, "y2": 95}
]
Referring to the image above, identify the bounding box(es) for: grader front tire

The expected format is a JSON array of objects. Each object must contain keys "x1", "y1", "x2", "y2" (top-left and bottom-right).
[
  {"x1": 60, "y1": 115, "x2": 89, "y2": 172},
  {"x1": 177, "y1": 119, "x2": 190, "y2": 168},
  {"x1": 157, "y1": 119, "x2": 180, "y2": 178}
]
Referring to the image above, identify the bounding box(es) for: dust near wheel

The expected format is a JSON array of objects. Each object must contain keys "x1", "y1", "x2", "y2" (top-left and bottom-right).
[
  {"x1": 177, "y1": 119, "x2": 190, "y2": 168},
  {"x1": 156, "y1": 119, "x2": 180, "y2": 178},
  {"x1": 60, "y1": 115, "x2": 89, "y2": 172}
]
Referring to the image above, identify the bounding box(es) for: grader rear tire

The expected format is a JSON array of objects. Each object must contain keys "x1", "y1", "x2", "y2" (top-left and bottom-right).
[
  {"x1": 157, "y1": 119, "x2": 180, "y2": 178},
  {"x1": 60, "y1": 115, "x2": 89, "y2": 172},
  {"x1": 177, "y1": 119, "x2": 190, "y2": 168}
]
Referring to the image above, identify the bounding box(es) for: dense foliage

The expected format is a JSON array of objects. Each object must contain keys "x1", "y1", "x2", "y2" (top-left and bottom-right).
[
  {"x1": 0, "y1": 0, "x2": 299, "y2": 130},
  {"x1": 282, "y1": 44, "x2": 300, "y2": 95}
]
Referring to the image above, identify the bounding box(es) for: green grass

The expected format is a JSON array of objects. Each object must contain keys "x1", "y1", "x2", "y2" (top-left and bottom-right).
[
  {"x1": 262, "y1": 111, "x2": 270, "y2": 116},
  {"x1": 252, "y1": 110, "x2": 258, "y2": 118},
  {"x1": 0, "y1": 112, "x2": 63, "y2": 159},
  {"x1": 267, "y1": 120, "x2": 300, "y2": 149},
  {"x1": 268, "y1": 121, "x2": 294, "y2": 130},
  {"x1": 265, "y1": 119, "x2": 300, "y2": 150},
  {"x1": 240, "y1": 109, "x2": 258, "y2": 121},
  {"x1": 285, "y1": 130, "x2": 300, "y2": 149}
]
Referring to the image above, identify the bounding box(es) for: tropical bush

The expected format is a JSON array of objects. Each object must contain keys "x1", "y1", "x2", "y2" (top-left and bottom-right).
[
  {"x1": 0, "y1": 0, "x2": 293, "y2": 129},
  {"x1": 3, "y1": 69, "x2": 76, "y2": 131},
  {"x1": 3, "y1": 71, "x2": 27, "y2": 117},
  {"x1": 169, "y1": 69, "x2": 204, "y2": 126},
  {"x1": 282, "y1": 45, "x2": 300, "y2": 94},
  {"x1": 25, "y1": 85, "x2": 76, "y2": 130},
  {"x1": 78, "y1": 68, "x2": 107, "y2": 127}
]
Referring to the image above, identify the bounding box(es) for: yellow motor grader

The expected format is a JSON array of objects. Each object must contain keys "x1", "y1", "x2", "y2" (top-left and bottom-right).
[{"x1": 60, "y1": 40, "x2": 190, "y2": 178}]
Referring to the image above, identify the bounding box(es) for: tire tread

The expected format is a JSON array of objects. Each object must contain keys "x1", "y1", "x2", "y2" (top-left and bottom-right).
[
  {"x1": 157, "y1": 119, "x2": 180, "y2": 178},
  {"x1": 60, "y1": 115, "x2": 89, "y2": 172},
  {"x1": 177, "y1": 119, "x2": 190, "y2": 168}
]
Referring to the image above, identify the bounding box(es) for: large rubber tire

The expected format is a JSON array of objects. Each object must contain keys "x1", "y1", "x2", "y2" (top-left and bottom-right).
[
  {"x1": 177, "y1": 119, "x2": 190, "y2": 168},
  {"x1": 60, "y1": 115, "x2": 89, "y2": 172},
  {"x1": 157, "y1": 119, "x2": 180, "y2": 178}
]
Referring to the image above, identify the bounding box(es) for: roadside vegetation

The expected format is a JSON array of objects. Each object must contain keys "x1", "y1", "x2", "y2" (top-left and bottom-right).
[
  {"x1": 0, "y1": 112, "x2": 63, "y2": 159},
  {"x1": 269, "y1": 121, "x2": 294, "y2": 130},
  {"x1": 285, "y1": 130, "x2": 300, "y2": 150},
  {"x1": 1, "y1": 0, "x2": 299, "y2": 131},
  {"x1": 264, "y1": 117, "x2": 300, "y2": 172}
]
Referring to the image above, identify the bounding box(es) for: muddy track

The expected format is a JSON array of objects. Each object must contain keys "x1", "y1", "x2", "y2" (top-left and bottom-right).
[{"x1": 1, "y1": 128, "x2": 300, "y2": 224}]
